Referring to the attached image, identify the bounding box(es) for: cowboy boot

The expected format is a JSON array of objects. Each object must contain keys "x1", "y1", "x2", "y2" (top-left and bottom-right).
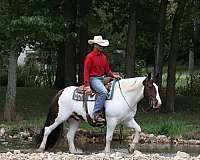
[{"x1": 94, "y1": 112, "x2": 105, "y2": 123}]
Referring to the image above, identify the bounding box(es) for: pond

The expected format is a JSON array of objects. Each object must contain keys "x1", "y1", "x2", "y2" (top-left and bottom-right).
[{"x1": 0, "y1": 138, "x2": 199, "y2": 156}]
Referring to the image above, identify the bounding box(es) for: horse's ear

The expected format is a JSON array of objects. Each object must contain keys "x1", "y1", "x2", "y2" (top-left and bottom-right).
[
  {"x1": 143, "y1": 72, "x2": 151, "y2": 85},
  {"x1": 147, "y1": 72, "x2": 151, "y2": 80},
  {"x1": 153, "y1": 73, "x2": 159, "y2": 83}
]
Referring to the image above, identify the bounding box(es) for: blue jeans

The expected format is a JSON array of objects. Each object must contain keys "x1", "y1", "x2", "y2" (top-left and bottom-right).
[{"x1": 89, "y1": 76, "x2": 108, "y2": 116}]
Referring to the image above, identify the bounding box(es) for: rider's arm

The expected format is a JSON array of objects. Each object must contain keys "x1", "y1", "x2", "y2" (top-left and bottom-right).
[{"x1": 84, "y1": 55, "x2": 92, "y2": 87}]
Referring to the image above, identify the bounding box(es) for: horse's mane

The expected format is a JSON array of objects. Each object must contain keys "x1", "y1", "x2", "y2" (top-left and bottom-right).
[{"x1": 117, "y1": 77, "x2": 146, "y2": 92}]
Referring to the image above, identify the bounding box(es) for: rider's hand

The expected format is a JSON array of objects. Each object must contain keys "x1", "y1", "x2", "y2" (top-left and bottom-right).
[
  {"x1": 113, "y1": 74, "x2": 122, "y2": 80},
  {"x1": 85, "y1": 86, "x2": 92, "y2": 95}
]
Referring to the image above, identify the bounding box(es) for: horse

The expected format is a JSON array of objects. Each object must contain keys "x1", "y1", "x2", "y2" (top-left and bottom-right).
[{"x1": 36, "y1": 73, "x2": 162, "y2": 153}]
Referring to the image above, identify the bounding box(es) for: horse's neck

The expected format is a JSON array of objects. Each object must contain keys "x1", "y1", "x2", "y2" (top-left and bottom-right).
[{"x1": 117, "y1": 77, "x2": 145, "y2": 105}]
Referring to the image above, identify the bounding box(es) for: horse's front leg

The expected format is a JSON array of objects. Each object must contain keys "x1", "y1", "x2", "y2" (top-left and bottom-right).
[
  {"x1": 124, "y1": 118, "x2": 141, "y2": 153},
  {"x1": 105, "y1": 118, "x2": 117, "y2": 153},
  {"x1": 67, "y1": 118, "x2": 80, "y2": 153}
]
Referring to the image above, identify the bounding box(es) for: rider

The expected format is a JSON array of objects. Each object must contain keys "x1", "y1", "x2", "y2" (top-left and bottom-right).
[{"x1": 84, "y1": 35, "x2": 120, "y2": 122}]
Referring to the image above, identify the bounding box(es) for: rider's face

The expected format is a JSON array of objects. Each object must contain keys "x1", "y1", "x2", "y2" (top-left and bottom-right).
[{"x1": 94, "y1": 44, "x2": 104, "y2": 52}]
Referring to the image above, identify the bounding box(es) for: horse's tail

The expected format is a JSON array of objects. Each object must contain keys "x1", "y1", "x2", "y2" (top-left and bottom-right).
[{"x1": 36, "y1": 89, "x2": 64, "y2": 150}]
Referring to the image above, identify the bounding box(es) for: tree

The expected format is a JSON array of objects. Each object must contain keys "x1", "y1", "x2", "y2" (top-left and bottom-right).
[
  {"x1": 4, "y1": 52, "x2": 18, "y2": 121},
  {"x1": 77, "y1": 0, "x2": 90, "y2": 85},
  {"x1": 1, "y1": 0, "x2": 67, "y2": 120},
  {"x1": 166, "y1": 0, "x2": 187, "y2": 112},
  {"x1": 63, "y1": 0, "x2": 77, "y2": 86},
  {"x1": 125, "y1": 0, "x2": 137, "y2": 77},
  {"x1": 154, "y1": 0, "x2": 168, "y2": 87},
  {"x1": 54, "y1": 43, "x2": 66, "y2": 89},
  {"x1": 0, "y1": 0, "x2": 30, "y2": 120}
]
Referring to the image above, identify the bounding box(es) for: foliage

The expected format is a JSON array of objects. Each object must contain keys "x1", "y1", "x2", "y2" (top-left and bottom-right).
[
  {"x1": 150, "y1": 118, "x2": 185, "y2": 138},
  {"x1": 135, "y1": 59, "x2": 146, "y2": 76},
  {"x1": 16, "y1": 59, "x2": 55, "y2": 88},
  {"x1": 138, "y1": 112, "x2": 200, "y2": 139},
  {"x1": 177, "y1": 72, "x2": 200, "y2": 96},
  {"x1": 11, "y1": 16, "x2": 66, "y2": 45},
  {"x1": 89, "y1": 0, "x2": 159, "y2": 53}
]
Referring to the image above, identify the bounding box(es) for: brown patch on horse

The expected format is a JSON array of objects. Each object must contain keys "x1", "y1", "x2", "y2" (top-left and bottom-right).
[
  {"x1": 46, "y1": 89, "x2": 64, "y2": 126},
  {"x1": 69, "y1": 112, "x2": 85, "y2": 121},
  {"x1": 143, "y1": 79, "x2": 156, "y2": 98},
  {"x1": 143, "y1": 76, "x2": 158, "y2": 108}
]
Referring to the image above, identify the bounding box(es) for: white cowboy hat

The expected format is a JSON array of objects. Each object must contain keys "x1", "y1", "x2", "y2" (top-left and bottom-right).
[{"x1": 88, "y1": 35, "x2": 109, "y2": 47}]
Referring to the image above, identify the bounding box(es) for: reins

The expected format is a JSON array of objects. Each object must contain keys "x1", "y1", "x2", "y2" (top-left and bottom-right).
[
  {"x1": 117, "y1": 79, "x2": 152, "y2": 113},
  {"x1": 117, "y1": 79, "x2": 136, "y2": 112}
]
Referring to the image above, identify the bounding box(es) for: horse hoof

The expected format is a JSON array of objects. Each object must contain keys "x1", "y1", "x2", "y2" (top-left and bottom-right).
[
  {"x1": 36, "y1": 148, "x2": 44, "y2": 152},
  {"x1": 104, "y1": 150, "x2": 111, "y2": 155},
  {"x1": 128, "y1": 144, "x2": 134, "y2": 154},
  {"x1": 70, "y1": 148, "x2": 83, "y2": 154}
]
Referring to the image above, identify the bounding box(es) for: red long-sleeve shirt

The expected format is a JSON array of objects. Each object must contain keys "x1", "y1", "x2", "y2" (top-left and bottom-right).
[{"x1": 84, "y1": 49, "x2": 114, "y2": 86}]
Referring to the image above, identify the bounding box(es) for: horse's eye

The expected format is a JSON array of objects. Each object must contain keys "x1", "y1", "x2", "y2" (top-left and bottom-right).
[{"x1": 148, "y1": 85, "x2": 153, "y2": 88}]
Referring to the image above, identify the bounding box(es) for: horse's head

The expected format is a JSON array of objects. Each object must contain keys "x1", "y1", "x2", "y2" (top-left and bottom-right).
[{"x1": 143, "y1": 73, "x2": 162, "y2": 109}]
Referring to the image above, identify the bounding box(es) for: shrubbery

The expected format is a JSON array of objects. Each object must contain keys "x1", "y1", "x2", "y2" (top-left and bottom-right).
[
  {"x1": 0, "y1": 63, "x2": 54, "y2": 88},
  {"x1": 177, "y1": 73, "x2": 200, "y2": 96}
]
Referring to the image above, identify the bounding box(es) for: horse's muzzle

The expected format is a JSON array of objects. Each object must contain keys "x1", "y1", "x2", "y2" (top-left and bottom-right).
[{"x1": 152, "y1": 99, "x2": 161, "y2": 109}]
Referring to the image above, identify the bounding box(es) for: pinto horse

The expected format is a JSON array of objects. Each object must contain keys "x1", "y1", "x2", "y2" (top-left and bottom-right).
[{"x1": 37, "y1": 73, "x2": 162, "y2": 153}]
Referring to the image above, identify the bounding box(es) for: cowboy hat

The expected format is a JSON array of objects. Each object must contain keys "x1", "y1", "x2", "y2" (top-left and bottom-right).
[{"x1": 88, "y1": 35, "x2": 109, "y2": 47}]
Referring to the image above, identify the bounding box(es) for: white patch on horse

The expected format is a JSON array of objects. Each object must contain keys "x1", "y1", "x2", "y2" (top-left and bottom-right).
[{"x1": 153, "y1": 83, "x2": 162, "y2": 107}]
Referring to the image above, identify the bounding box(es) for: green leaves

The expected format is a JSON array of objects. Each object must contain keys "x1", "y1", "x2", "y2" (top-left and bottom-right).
[{"x1": 11, "y1": 16, "x2": 66, "y2": 44}]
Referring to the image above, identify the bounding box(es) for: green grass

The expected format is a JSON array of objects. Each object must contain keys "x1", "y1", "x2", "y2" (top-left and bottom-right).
[
  {"x1": 0, "y1": 87, "x2": 57, "y2": 118},
  {"x1": 0, "y1": 87, "x2": 200, "y2": 139},
  {"x1": 135, "y1": 112, "x2": 200, "y2": 139}
]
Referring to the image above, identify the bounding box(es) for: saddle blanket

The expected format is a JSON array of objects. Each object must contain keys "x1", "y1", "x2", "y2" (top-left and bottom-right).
[{"x1": 72, "y1": 80, "x2": 116, "y2": 101}]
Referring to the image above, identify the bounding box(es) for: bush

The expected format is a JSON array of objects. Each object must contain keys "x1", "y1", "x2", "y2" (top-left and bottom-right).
[
  {"x1": 177, "y1": 72, "x2": 200, "y2": 96},
  {"x1": 135, "y1": 59, "x2": 145, "y2": 76},
  {"x1": 151, "y1": 119, "x2": 185, "y2": 138},
  {"x1": 17, "y1": 64, "x2": 41, "y2": 87}
]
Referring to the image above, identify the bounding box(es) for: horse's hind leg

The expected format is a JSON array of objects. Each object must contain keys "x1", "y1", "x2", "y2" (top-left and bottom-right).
[
  {"x1": 124, "y1": 118, "x2": 141, "y2": 153},
  {"x1": 38, "y1": 113, "x2": 70, "y2": 151},
  {"x1": 67, "y1": 118, "x2": 80, "y2": 153},
  {"x1": 38, "y1": 120, "x2": 62, "y2": 151}
]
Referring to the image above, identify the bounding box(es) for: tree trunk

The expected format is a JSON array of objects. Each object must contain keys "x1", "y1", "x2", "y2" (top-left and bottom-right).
[
  {"x1": 193, "y1": 19, "x2": 198, "y2": 66},
  {"x1": 53, "y1": 43, "x2": 65, "y2": 89},
  {"x1": 125, "y1": 0, "x2": 136, "y2": 77},
  {"x1": 4, "y1": 52, "x2": 17, "y2": 121},
  {"x1": 77, "y1": 0, "x2": 89, "y2": 85},
  {"x1": 154, "y1": 0, "x2": 168, "y2": 87},
  {"x1": 64, "y1": 41, "x2": 77, "y2": 86},
  {"x1": 63, "y1": 0, "x2": 77, "y2": 86},
  {"x1": 166, "y1": 1, "x2": 186, "y2": 113},
  {"x1": 188, "y1": 49, "x2": 194, "y2": 74}
]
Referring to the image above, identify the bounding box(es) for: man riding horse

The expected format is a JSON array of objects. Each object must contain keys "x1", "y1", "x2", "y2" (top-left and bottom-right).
[{"x1": 84, "y1": 35, "x2": 120, "y2": 123}]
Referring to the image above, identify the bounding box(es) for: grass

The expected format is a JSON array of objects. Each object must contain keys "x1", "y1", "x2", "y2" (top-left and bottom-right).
[
  {"x1": 0, "y1": 86, "x2": 200, "y2": 139},
  {"x1": 135, "y1": 112, "x2": 200, "y2": 139}
]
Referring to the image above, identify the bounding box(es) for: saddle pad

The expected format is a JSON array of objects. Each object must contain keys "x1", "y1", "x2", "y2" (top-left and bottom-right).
[{"x1": 72, "y1": 80, "x2": 116, "y2": 101}]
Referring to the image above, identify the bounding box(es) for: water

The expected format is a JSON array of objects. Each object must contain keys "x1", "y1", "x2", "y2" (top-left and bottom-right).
[
  {"x1": 0, "y1": 138, "x2": 199, "y2": 156},
  {"x1": 77, "y1": 141, "x2": 200, "y2": 156}
]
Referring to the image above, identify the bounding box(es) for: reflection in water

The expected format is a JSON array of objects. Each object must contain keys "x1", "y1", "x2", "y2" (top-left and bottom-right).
[
  {"x1": 0, "y1": 138, "x2": 199, "y2": 156},
  {"x1": 77, "y1": 141, "x2": 200, "y2": 156}
]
